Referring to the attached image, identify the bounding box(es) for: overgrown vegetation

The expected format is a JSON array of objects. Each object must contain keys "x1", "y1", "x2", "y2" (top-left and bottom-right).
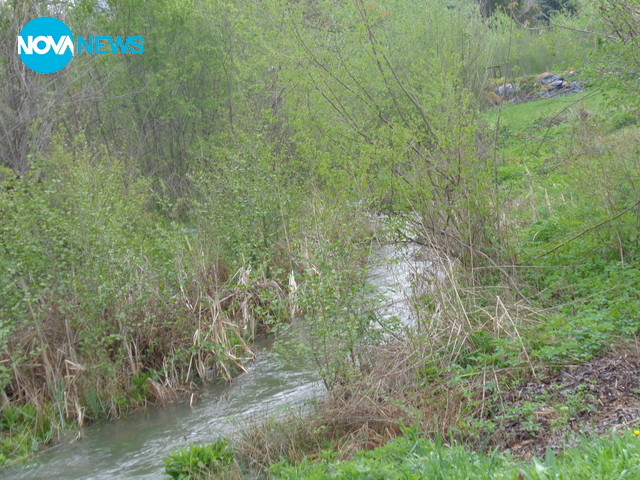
[{"x1": 1, "y1": 0, "x2": 639, "y2": 475}]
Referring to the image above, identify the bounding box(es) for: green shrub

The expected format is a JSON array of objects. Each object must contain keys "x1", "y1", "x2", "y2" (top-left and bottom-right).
[
  {"x1": 0, "y1": 138, "x2": 271, "y2": 463},
  {"x1": 163, "y1": 439, "x2": 236, "y2": 480}
]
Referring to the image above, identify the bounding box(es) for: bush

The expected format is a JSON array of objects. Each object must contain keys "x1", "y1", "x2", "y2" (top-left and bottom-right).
[
  {"x1": 163, "y1": 439, "x2": 238, "y2": 480},
  {"x1": 0, "y1": 138, "x2": 267, "y2": 463}
]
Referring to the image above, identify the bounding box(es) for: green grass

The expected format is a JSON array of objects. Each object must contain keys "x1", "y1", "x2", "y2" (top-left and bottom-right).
[
  {"x1": 486, "y1": 88, "x2": 608, "y2": 133},
  {"x1": 483, "y1": 86, "x2": 615, "y2": 186},
  {"x1": 481, "y1": 84, "x2": 640, "y2": 365},
  {"x1": 269, "y1": 430, "x2": 640, "y2": 480},
  {"x1": 488, "y1": 84, "x2": 640, "y2": 369}
]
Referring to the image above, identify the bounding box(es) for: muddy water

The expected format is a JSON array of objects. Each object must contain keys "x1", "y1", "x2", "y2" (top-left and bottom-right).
[{"x1": 6, "y1": 243, "x2": 429, "y2": 479}]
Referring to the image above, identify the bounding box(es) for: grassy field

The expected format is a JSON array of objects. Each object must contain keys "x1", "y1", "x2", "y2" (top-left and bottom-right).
[
  {"x1": 269, "y1": 429, "x2": 640, "y2": 480},
  {"x1": 486, "y1": 87, "x2": 609, "y2": 132}
]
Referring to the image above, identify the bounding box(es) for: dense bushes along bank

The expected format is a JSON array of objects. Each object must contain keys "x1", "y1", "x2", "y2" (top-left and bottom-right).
[
  {"x1": 2, "y1": 0, "x2": 639, "y2": 468},
  {"x1": 0, "y1": 145, "x2": 279, "y2": 463},
  {"x1": 0, "y1": 138, "x2": 376, "y2": 465}
]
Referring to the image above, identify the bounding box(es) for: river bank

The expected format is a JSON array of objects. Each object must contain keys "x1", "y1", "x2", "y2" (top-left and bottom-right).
[
  {"x1": 4, "y1": 238, "x2": 430, "y2": 478},
  {"x1": 3, "y1": 343, "x2": 322, "y2": 480}
]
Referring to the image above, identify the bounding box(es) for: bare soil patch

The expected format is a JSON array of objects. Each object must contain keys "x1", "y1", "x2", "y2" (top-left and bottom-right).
[{"x1": 492, "y1": 344, "x2": 640, "y2": 458}]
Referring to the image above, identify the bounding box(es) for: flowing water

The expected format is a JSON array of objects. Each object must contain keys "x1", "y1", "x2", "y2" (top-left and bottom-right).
[
  {"x1": 5, "y1": 347, "x2": 323, "y2": 480},
  {"x1": 6, "y1": 242, "x2": 431, "y2": 479}
]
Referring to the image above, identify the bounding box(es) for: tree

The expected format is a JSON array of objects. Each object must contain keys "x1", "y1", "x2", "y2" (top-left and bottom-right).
[
  {"x1": 478, "y1": 0, "x2": 515, "y2": 18},
  {"x1": 0, "y1": 1, "x2": 61, "y2": 173},
  {"x1": 595, "y1": 0, "x2": 640, "y2": 111},
  {"x1": 78, "y1": 0, "x2": 234, "y2": 198},
  {"x1": 537, "y1": 0, "x2": 578, "y2": 18}
]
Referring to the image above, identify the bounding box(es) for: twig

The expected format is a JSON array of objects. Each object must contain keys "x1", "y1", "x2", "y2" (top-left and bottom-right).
[
  {"x1": 513, "y1": 13, "x2": 617, "y2": 41},
  {"x1": 535, "y1": 199, "x2": 640, "y2": 259},
  {"x1": 412, "y1": 229, "x2": 529, "y2": 303},
  {"x1": 532, "y1": 89, "x2": 601, "y2": 157}
]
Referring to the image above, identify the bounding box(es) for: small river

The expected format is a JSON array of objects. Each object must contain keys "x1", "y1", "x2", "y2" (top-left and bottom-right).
[{"x1": 6, "y1": 242, "x2": 431, "y2": 479}]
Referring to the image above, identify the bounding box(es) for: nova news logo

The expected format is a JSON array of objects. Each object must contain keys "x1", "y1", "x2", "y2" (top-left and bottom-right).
[{"x1": 18, "y1": 17, "x2": 144, "y2": 74}]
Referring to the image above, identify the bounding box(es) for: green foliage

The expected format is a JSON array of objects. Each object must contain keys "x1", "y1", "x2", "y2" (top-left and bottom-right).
[
  {"x1": 0, "y1": 404, "x2": 55, "y2": 466},
  {"x1": 186, "y1": 131, "x2": 300, "y2": 268},
  {"x1": 79, "y1": 0, "x2": 241, "y2": 195},
  {"x1": 528, "y1": 262, "x2": 640, "y2": 364},
  {"x1": 2, "y1": 0, "x2": 640, "y2": 469},
  {"x1": 589, "y1": 1, "x2": 640, "y2": 115},
  {"x1": 270, "y1": 430, "x2": 640, "y2": 479},
  {"x1": 610, "y1": 109, "x2": 638, "y2": 130},
  {"x1": 273, "y1": 200, "x2": 386, "y2": 389},
  {"x1": 163, "y1": 439, "x2": 236, "y2": 480},
  {"x1": 484, "y1": 7, "x2": 594, "y2": 77},
  {"x1": 480, "y1": 85, "x2": 640, "y2": 368},
  {"x1": 0, "y1": 137, "x2": 269, "y2": 462}
]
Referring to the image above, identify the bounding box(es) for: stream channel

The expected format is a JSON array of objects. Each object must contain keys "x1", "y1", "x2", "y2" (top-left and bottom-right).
[{"x1": 6, "y1": 243, "x2": 431, "y2": 479}]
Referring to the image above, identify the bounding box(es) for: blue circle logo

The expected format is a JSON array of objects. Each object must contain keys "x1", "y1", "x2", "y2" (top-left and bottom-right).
[{"x1": 17, "y1": 17, "x2": 74, "y2": 74}]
